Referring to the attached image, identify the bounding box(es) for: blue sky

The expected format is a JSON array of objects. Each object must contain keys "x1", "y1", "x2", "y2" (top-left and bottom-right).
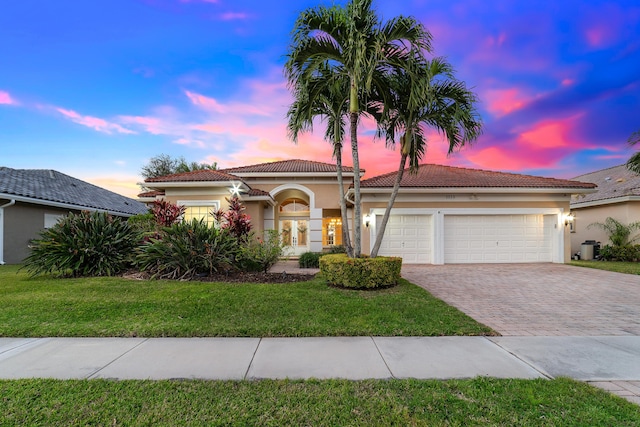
[{"x1": 1, "y1": 0, "x2": 639, "y2": 197}]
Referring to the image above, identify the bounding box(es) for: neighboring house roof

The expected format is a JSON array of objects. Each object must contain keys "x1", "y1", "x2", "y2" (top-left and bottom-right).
[
  {"x1": 0, "y1": 167, "x2": 148, "y2": 216},
  {"x1": 221, "y1": 159, "x2": 357, "y2": 174},
  {"x1": 361, "y1": 164, "x2": 597, "y2": 190},
  {"x1": 571, "y1": 164, "x2": 640, "y2": 207},
  {"x1": 145, "y1": 169, "x2": 242, "y2": 183}
]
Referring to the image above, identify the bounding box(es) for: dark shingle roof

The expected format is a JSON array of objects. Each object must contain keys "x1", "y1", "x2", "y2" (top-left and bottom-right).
[
  {"x1": 0, "y1": 167, "x2": 148, "y2": 216},
  {"x1": 145, "y1": 169, "x2": 241, "y2": 183},
  {"x1": 222, "y1": 159, "x2": 356, "y2": 174},
  {"x1": 361, "y1": 164, "x2": 597, "y2": 189},
  {"x1": 571, "y1": 164, "x2": 640, "y2": 204}
]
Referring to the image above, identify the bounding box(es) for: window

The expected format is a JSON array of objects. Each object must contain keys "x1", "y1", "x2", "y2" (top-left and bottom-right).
[
  {"x1": 322, "y1": 217, "x2": 342, "y2": 247},
  {"x1": 280, "y1": 198, "x2": 309, "y2": 213},
  {"x1": 179, "y1": 200, "x2": 220, "y2": 227},
  {"x1": 44, "y1": 213, "x2": 64, "y2": 229}
]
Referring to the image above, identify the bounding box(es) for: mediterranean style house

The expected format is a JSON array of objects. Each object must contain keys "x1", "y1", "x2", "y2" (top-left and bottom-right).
[
  {"x1": 570, "y1": 164, "x2": 640, "y2": 254},
  {"x1": 0, "y1": 167, "x2": 148, "y2": 264},
  {"x1": 141, "y1": 159, "x2": 596, "y2": 264}
]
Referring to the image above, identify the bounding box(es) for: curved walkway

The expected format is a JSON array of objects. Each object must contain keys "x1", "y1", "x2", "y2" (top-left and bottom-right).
[{"x1": 402, "y1": 263, "x2": 640, "y2": 336}]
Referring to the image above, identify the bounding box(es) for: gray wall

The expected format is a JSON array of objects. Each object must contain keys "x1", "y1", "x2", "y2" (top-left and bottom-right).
[{"x1": 3, "y1": 202, "x2": 76, "y2": 264}]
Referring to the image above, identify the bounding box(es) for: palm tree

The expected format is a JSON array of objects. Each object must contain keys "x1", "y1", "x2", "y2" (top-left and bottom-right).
[
  {"x1": 370, "y1": 57, "x2": 483, "y2": 257},
  {"x1": 287, "y1": 66, "x2": 354, "y2": 256},
  {"x1": 285, "y1": 0, "x2": 432, "y2": 257},
  {"x1": 626, "y1": 130, "x2": 640, "y2": 174},
  {"x1": 588, "y1": 217, "x2": 640, "y2": 247}
]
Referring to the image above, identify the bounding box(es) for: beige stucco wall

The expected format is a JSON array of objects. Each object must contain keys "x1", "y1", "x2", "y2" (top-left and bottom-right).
[{"x1": 571, "y1": 201, "x2": 640, "y2": 254}]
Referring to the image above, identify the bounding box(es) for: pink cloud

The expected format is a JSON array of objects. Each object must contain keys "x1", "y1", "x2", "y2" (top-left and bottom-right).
[
  {"x1": 185, "y1": 90, "x2": 272, "y2": 116},
  {"x1": 518, "y1": 115, "x2": 584, "y2": 150},
  {"x1": 0, "y1": 90, "x2": 16, "y2": 105},
  {"x1": 56, "y1": 108, "x2": 136, "y2": 134},
  {"x1": 482, "y1": 88, "x2": 531, "y2": 116},
  {"x1": 219, "y1": 12, "x2": 248, "y2": 21}
]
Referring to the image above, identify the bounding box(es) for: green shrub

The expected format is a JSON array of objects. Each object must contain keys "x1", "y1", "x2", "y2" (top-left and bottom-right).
[
  {"x1": 127, "y1": 212, "x2": 156, "y2": 238},
  {"x1": 238, "y1": 230, "x2": 285, "y2": 273},
  {"x1": 598, "y1": 244, "x2": 640, "y2": 262},
  {"x1": 299, "y1": 252, "x2": 322, "y2": 268},
  {"x1": 319, "y1": 254, "x2": 402, "y2": 289},
  {"x1": 136, "y1": 218, "x2": 238, "y2": 279},
  {"x1": 22, "y1": 211, "x2": 139, "y2": 277},
  {"x1": 328, "y1": 245, "x2": 347, "y2": 254}
]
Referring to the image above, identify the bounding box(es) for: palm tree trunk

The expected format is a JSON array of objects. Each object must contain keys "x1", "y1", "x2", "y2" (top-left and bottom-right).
[
  {"x1": 370, "y1": 151, "x2": 408, "y2": 258},
  {"x1": 334, "y1": 142, "x2": 353, "y2": 257},
  {"x1": 350, "y1": 110, "x2": 362, "y2": 258}
]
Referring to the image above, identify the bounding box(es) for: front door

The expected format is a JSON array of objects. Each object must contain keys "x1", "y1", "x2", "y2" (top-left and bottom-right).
[{"x1": 280, "y1": 219, "x2": 309, "y2": 256}]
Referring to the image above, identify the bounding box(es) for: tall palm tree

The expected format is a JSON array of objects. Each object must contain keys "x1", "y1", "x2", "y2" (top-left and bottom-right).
[
  {"x1": 287, "y1": 66, "x2": 354, "y2": 256},
  {"x1": 626, "y1": 130, "x2": 640, "y2": 174},
  {"x1": 285, "y1": 0, "x2": 432, "y2": 257},
  {"x1": 370, "y1": 57, "x2": 483, "y2": 257}
]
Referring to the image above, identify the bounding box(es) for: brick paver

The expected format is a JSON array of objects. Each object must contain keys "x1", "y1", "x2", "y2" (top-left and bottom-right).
[
  {"x1": 401, "y1": 264, "x2": 640, "y2": 336},
  {"x1": 589, "y1": 381, "x2": 640, "y2": 405}
]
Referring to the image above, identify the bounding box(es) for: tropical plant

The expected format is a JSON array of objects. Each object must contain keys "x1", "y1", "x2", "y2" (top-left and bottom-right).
[
  {"x1": 625, "y1": 129, "x2": 640, "y2": 174},
  {"x1": 238, "y1": 230, "x2": 286, "y2": 273},
  {"x1": 151, "y1": 200, "x2": 186, "y2": 227},
  {"x1": 370, "y1": 57, "x2": 482, "y2": 257},
  {"x1": 285, "y1": 0, "x2": 432, "y2": 257},
  {"x1": 136, "y1": 218, "x2": 238, "y2": 280},
  {"x1": 141, "y1": 154, "x2": 218, "y2": 180},
  {"x1": 22, "y1": 211, "x2": 139, "y2": 277},
  {"x1": 298, "y1": 251, "x2": 323, "y2": 269},
  {"x1": 212, "y1": 196, "x2": 252, "y2": 242},
  {"x1": 287, "y1": 64, "x2": 354, "y2": 256},
  {"x1": 588, "y1": 217, "x2": 640, "y2": 247}
]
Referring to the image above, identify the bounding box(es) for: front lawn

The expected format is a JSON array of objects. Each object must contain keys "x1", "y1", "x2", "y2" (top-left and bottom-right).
[
  {"x1": 569, "y1": 260, "x2": 640, "y2": 275},
  {"x1": 0, "y1": 265, "x2": 493, "y2": 337},
  {"x1": 1, "y1": 378, "x2": 638, "y2": 426}
]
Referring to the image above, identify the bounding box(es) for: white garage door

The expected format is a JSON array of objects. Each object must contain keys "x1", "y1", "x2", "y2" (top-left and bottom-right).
[
  {"x1": 377, "y1": 215, "x2": 431, "y2": 263},
  {"x1": 444, "y1": 214, "x2": 554, "y2": 263}
]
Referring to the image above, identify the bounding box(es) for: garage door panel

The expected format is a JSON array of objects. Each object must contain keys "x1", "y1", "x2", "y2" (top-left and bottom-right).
[
  {"x1": 444, "y1": 214, "x2": 554, "y2": 264},
  {"x1": 378, "y1": 215, "x2": 431, "y2": 264}
]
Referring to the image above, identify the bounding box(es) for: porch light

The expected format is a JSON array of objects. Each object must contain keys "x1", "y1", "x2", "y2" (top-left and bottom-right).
[
  {"x1": 564, "y1": 212, "x2": 575, "y2": 226},
  {"x1": 363, "y1": 213, "x2": 372, "y2": 228},
  {"x1": 229, "y1": 182, "x2": 241, "y2": 196}
]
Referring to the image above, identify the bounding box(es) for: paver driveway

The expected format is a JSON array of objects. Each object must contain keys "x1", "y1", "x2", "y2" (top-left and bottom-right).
[{"x1": 402, "y1": 264, "x2": 640, "y2": 336}]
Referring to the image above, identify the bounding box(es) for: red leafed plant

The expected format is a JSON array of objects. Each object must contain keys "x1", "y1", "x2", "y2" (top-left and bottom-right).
[
  {"x1": 212, "y1": 196, "x2": 252, "y2": 241},
  {"x1": 152, "y1": 200, "x2": 186, "y2": 227}
]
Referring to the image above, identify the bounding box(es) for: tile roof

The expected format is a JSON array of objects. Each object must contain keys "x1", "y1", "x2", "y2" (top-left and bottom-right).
[
  {"x1": 361, "y1": 164, "x2": 597, "y2": 189},
  {"x1": 137, "y1": 190, "x2": 165, "y2": 198},
  {"x1": 244, "y1": 188, "x2": 272, "y2": 197},
  {"x1": 571, "y1": 164, "x2": 640, "y2": 205},
  {"x1": 145, "y1": 169, "x2": 241, "y2": 183},
  {"x1": 221, "y1": 159, "x2": 356, "y2": 174},
  {"x1": 0, "y1": 167, "x2": 148, "y2": 216}
]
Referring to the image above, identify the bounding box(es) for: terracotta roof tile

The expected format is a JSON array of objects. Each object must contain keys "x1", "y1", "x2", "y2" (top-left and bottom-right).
[
  {"x1": 137, "y1": 190, "x2": 165, "y2": 198},
  {"x1": 571, "y1": 164, "x2": 640, "y2": 204},
  {"x1": 145, "y1": 169, "x2": 241, "y2": 183},
  {"x1": 222, "y1": 159, "x2": 355, "y2": 174},
  {"x1": 361, "y1": 164, "x2": 597, "y2": 189},
  {"x1": 244, "y1": 188, "x2": 271, "y2": 197}
]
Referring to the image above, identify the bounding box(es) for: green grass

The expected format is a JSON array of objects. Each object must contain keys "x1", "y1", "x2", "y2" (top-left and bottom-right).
[
  {"x1": 569, "y1": 260, "x2": 640, "y2": 275},
  {"x1": 0, "y1": 265, "x2": 493, "y2": 337},
  {"x1": 1, "y1": 378, "x2": 638, "y2": 426}
]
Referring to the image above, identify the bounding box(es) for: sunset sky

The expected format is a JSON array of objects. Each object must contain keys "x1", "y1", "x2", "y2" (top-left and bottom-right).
[{"x1": 1, "y1": 0, "x2": 639, "y2": 198}]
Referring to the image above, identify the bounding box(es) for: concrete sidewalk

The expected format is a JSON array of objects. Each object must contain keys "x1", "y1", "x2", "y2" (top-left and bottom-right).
[{"x1": 2, "y1": 336, "x2": 639, "y2": 384}]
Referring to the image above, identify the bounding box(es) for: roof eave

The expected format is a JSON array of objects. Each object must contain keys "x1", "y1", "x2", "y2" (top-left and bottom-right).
[
  {"x1": 228, "y1": 172, "x2": 358, "y2": 178},
  {"x1": 0, "y1": 192, "x2": 144, "y2": 217},
  {"x1": 355, "y1": 187, "x2": 597, "y2": 194},
  {"x1": 571, "y1": 195, "x2": 640, "y2": 209}
]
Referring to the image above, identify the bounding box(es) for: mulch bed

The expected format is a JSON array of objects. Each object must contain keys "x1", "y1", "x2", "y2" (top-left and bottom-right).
[{"x1": 121, "y1": 270, "x2": 316, "y2": 283}]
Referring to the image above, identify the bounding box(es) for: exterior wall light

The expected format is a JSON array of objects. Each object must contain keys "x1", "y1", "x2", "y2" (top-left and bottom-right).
[
  {"x1": 363, "y1": 213, "x2": 372, "y2": 228},
  {"x1": 564, "y1": 212, "x2": 575, "y2": 226}
]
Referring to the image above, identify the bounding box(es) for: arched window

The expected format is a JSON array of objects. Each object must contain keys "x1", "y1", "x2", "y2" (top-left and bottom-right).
[{"x1": 279, "y1": 198, "x2": 309, "y2": 213}]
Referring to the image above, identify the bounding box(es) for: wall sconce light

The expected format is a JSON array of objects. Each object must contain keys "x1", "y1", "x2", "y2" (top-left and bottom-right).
[
  {"x1": 363, "y1": 213, "x2": 372, "y2": 228},
  {"x1": 564, "y1": 212, "x2": 575, "y2": 226},
  {"x1": 229, "y1": 182, "x2": 241, "y2": 197}
]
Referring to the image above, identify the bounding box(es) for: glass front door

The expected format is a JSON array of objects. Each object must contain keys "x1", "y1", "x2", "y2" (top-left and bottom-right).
[{"x1": 280, "y1": 219, "x2": 309, "y2": 256}]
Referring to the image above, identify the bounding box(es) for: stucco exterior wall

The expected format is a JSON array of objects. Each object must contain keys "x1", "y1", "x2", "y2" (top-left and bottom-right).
[
  {"x1": 2, "y1": 202, "x2": 74, "y2": 264},
  {"x1": 570, "y1": 201, "x2": 640, "y2": 254}
]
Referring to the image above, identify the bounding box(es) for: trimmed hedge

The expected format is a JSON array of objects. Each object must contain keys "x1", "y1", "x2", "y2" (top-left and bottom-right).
[
  {"x1": 319, "y1": 254, "x2": 402, "y2": 289},
  {"x1": 299, "y1": 252, "x2": 323, "y2": 268}
]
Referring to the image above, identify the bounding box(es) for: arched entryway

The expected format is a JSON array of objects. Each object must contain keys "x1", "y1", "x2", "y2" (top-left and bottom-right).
[{"x1": 273, "y1": 188, "x2": 311, "y2": 256}]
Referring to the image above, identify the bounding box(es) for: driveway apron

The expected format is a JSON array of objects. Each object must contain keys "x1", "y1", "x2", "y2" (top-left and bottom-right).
[{"x1": 402, "y1": 264, "x2": 640, "y2": 336}]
